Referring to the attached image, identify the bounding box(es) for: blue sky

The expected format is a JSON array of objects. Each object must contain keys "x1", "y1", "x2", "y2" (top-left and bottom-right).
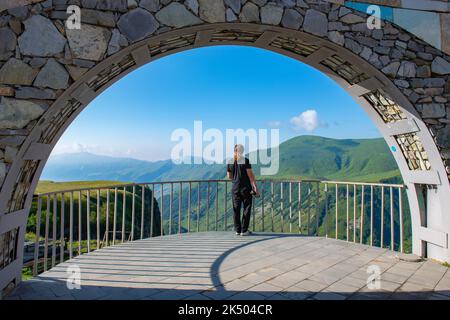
[{"x1": 53, "y1": 45, "x2": 381, "y2": 161}]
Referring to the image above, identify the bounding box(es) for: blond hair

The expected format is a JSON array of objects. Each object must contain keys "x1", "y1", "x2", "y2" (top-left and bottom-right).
[{"x1": 234, "y1": 144, "x2": 244, "y2": 162}]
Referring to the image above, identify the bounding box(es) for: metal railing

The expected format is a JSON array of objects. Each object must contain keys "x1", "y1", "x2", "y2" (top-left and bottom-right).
[{"x1": 27, "y1": 179, "x2": 409, "y2": 276}]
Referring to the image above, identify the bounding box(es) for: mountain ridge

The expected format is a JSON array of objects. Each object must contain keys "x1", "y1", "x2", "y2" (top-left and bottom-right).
[{"x1": 42, "y1": 135, "x2": 401, "y2": 183}]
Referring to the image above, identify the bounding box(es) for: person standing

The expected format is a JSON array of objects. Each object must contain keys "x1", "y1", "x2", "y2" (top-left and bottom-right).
[{"x1": 227, "y1": 144, "x2": 259, "y2": 236}]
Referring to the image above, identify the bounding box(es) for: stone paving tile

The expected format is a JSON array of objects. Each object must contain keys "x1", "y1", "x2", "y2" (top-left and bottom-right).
[
  {"x1": 247, "y1": 282, "x2": 283, "y2": 297},
  {"x1": 407, "y1": 273, "x2": 442, "y2": 289},
  {"x1": 398, "y1": 281, "x2": 435, "y2": 293},
  {"x1": 295, "y1": 279, "x2": 329, "y2": 292},
  {"x1": 223, "y1": 279, "x2": 255, "y2": 291},
  {"x1": 380, "y1": 271, "x2": 410, "y2": 284},
  {"x1": 324, "y1": 282, "x2": 361, "y2": 296},
  {"x1": 333, "y1": 277, "x2": 365, "y2": 290},
  {"x1": 342, "y1": 268, "x2": 369, "y2": 281},
  {"x1": 378, "y1": 280, "x2": 402, "y2": 292},
  {"x1": 254, "y1": 266, "x2": 288, "y2": 280},
  {"x1": 435, "y1": 276, "x2": 450, "y2": 294},
  {"x1": 6, "y1": 232, "x2": 450, "y2": 300},
  {"x1": 266, "y1": 270, "x2": 310, "y2": 289},
  {"x1": 240, "y1": 272, "x2": 273, "y2": 285}
]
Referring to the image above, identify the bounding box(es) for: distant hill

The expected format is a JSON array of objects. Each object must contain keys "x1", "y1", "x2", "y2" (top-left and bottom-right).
[
  {"x1": 251, "y1": 135, "x2": 401, "y2": 183},
  {"x1": 41, "y1": 136, "x2": 401, "y2": 184}
]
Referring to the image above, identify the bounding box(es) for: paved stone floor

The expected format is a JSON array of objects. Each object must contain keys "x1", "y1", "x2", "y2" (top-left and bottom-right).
[{"x1": 6, "y1": 232, "x2": 450, "y2": 300}]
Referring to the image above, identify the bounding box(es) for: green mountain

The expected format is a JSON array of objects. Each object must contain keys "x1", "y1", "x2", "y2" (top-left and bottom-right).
[
  {"x1": 252, "y1": 135, "x2": 401, "y2": 182},
  {"x1": 42, "y1": 135, "x2": 401, "y2": 183}
]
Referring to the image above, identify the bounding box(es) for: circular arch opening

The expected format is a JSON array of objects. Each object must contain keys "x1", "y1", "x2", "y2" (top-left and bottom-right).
[{"x1": 1, "y1": 12, "x2": 449, "y2": 293}]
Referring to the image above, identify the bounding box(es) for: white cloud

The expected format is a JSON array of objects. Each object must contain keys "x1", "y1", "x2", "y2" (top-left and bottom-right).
[{"x1": 290, "y1": 109, "x2": 326, "y2": 132}]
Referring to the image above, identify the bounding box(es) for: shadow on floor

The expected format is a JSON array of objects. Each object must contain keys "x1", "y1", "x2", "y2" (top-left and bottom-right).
[{"x1": 6, "y1": 232, "x2": 450, "y2": 300}]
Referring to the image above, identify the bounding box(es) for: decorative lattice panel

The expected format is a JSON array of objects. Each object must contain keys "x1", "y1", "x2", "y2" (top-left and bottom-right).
[
  {"x1": 8, "y1": 160, "x2": 40, "y2": 212},
  {"x1": 88, "y1": 54, "x2": 136, "y2": 92},
  {"x1": 0, "y1": 228, "x2": 19, "y2": 271},
  {"x1": 395, "y1": 133, "x2": 431, "y2": 171},
  {"x1": 39, "y1": 98, "x2": 82, "y2": 145},
  {"x1": 269, "y1": 36, "x2": 319, "y2": 57},
  {"x1": 364, "y1": 89, "x2": 407, "y2": 123},
  {"x1": 210, "y1": 30, "x2": 263, "y2": 43},
  {"x1": 321, "y1": 55, "x2": 369, "y2": 85},
  {"x1": 149, "y1": 33, "x2": 196, "y2": 57}
]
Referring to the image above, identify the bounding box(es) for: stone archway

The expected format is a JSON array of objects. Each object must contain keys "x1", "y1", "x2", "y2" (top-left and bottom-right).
[{"x1": 0, "y1": 0, "x2": 449, "y2": 293}]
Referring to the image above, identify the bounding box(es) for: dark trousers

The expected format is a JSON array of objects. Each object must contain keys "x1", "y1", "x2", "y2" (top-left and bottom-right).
[{"x1": 232, "y1": 190, "x2": 252, "y2": 233}]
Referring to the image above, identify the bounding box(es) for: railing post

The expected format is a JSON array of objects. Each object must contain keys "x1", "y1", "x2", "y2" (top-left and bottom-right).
[
  {"x1": 78, "y1": 191, "x2": 82, "y2": 255},
  {"x1": 353, "y1": 184, "x2": 357, "y2": 243},
  {"x1": 113, "y1": 188, "x2": 117, "y2": 245},
  {"x1": 271, "y1": 181, "x2": 275, "y2": 232},
  {"x1": 360, "y1": 185, "x2": 365, "y2": 244},
  {"x1": 52, "y1": 194, "x2": 57, "y2": 267},
  {"x1": 215, "y1": 182, "x2": 219, "y2": 232},
  {"x1": 140, "y1": 185, "x2": 145, "y2": 240},
  {"x1": 179, "y1": 182, "x2": 183, "y2": 234},
  {"x1": 224, "y1": 181, "x2": 227, "y2": 231},
  {"x1": 261, "y1": 181, "x2": 265, "y2": 232},
  {"x1": 150, "y1": 184, "x2": 155, "y2": 237},
  {"x1": 306, "y1": 186, "x2": 311, "y2": 236},
  {"x1": 161, "y1": 184, "x2": 164, "y2": 236},
  {"x1": 33, "y1": 196, "x2": 42, "y2": 276},
  {"x1": 131, "y1": 186, "x2": 136, "y2": 241},
  {"x1": 197, "y1": 182, "x2": 200, "y2": 233},
  {"x1": 297, "y1": 182, "x2": 301, "y2": 234},
  {"x1": 335, "y1": 184, "x2": 338, "y2": 240},
  {"x1": 206, "y1": 182, "x2": 210, "y2": 232},
  {"x1": 60, "y1": 193, "x2": 65, "y2": 263},
  {"x1": 380, "y1": 186, "x2": 384, "y2": 248},
  {"x1": 86, "y1": 190, "x2": 90, "y2": 252},
  {"x1": 69, "y1": 192, "x2": 73, "y2": 259},
  {"x1": 105, "y1": 189, "x2": 110, "y2": 246},
  {"x1": 169, "y1": 183, "x2": 173, "y2": 235},
  {"x1": 122, "y1": 186, "x2": 126, "y2": 243},
  {"x1": 188, "y1": 182, "x2": 192, "y2": 233},
  {"x1": 96, "y1": 189, "x2": 100, "y2": 249},
  {"x1": 316, "y1": 182, "x2": 320, "y2": 236},
  {"x1": 370, "y1": 185, "x2": 374, "y2": 247},
  {"x1": 390, "y1": 186, "x2": 394, "y2": 251},
  {"x1": 44, "y1": 196, "x2": 50, "y2": 272},
  {"x1": 324, "y1": 184, "x2": 328, "y2": 238},
  {"x1": 252, "y1": 194, "x2": 255, "y2": 231},
  {"x1": 399, "y1": 187, "x2": 404, "y2": 253},
  {"x1": 289, "y1": 182, "x2": 292, "y2": 233},
  {"x1": 346, "y1": 184, "x2": 349, "y2": 241},
  {"x1": 280, "y1": 182, "x2": 284, "y2": 233}
]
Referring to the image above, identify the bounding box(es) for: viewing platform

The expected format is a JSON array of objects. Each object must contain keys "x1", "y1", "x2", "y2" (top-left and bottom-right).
[{"x1": 7, "y1": 232, "x2": 450, "y2": 300}]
